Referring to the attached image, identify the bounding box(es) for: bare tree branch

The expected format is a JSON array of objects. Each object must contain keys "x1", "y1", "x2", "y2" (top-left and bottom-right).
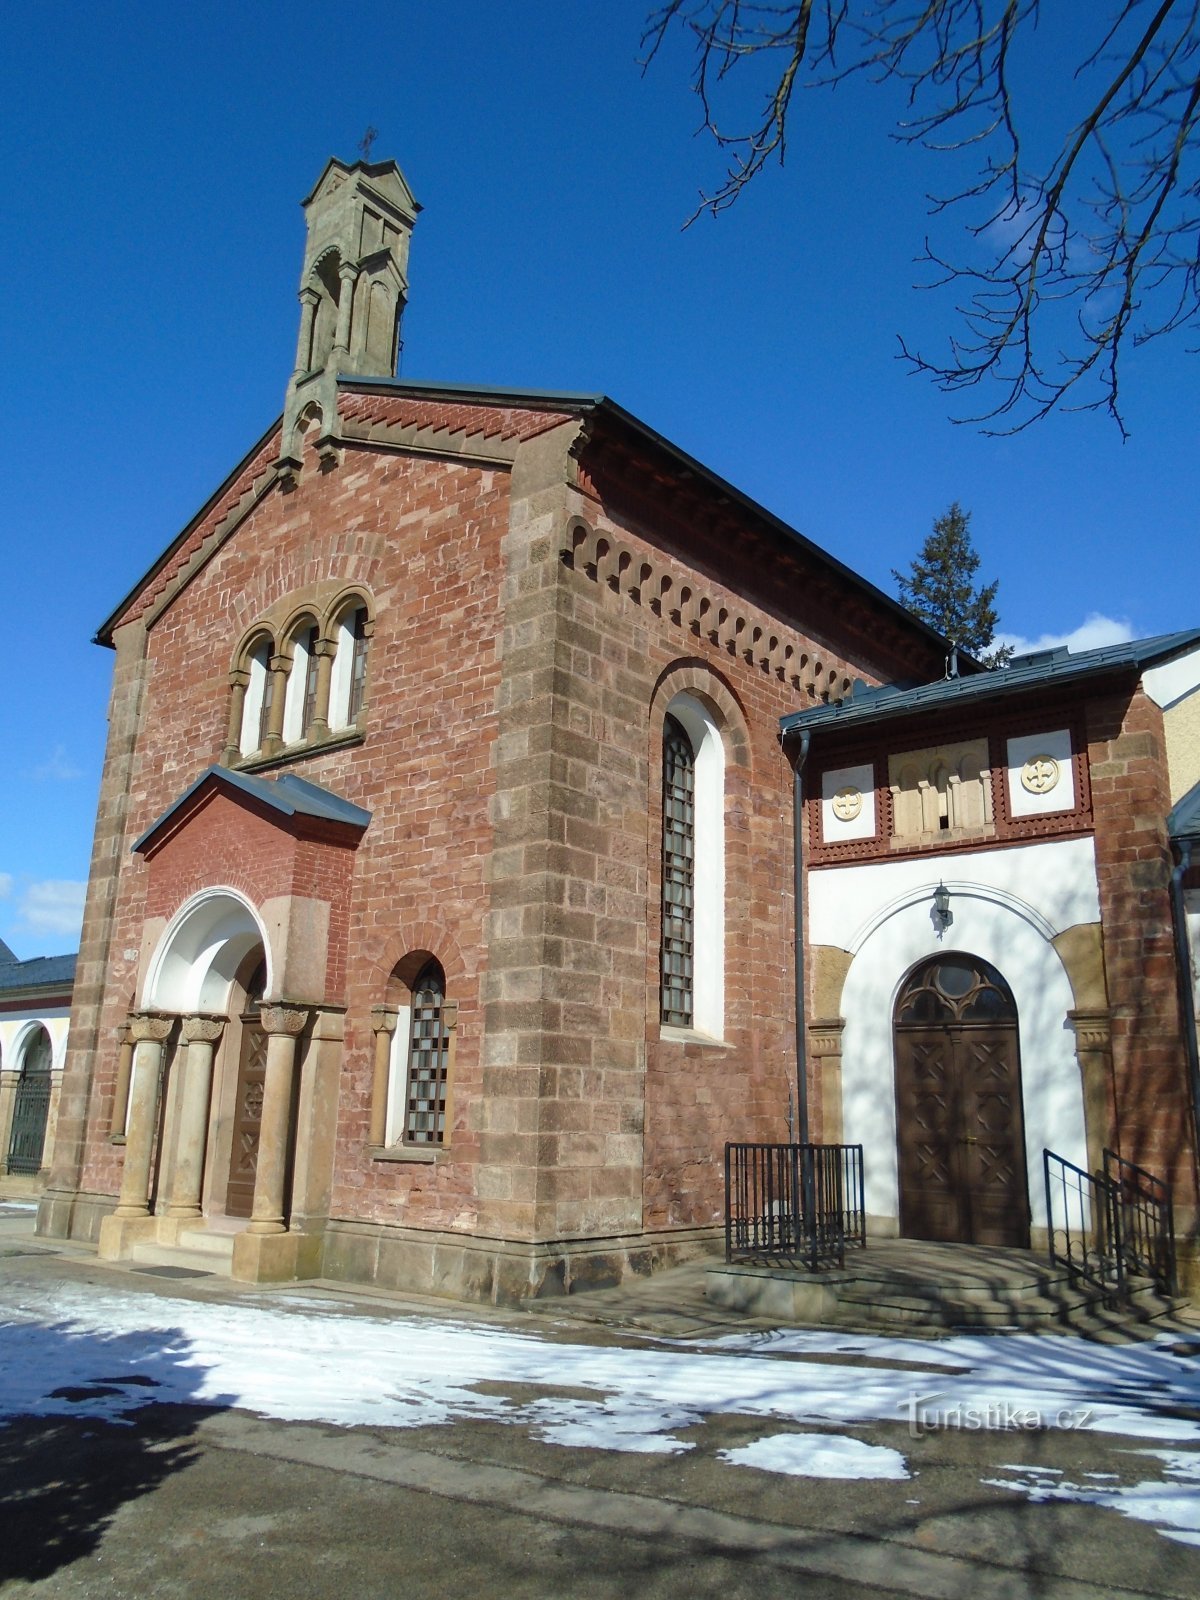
[{"x1": 645, "y1": 0, "x2": 1200, "y2": 432}]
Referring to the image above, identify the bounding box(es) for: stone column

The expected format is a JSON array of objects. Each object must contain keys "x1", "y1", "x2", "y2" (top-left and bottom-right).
[
  {"x1": 260, "y1": 654, "x2": 289, "y2": 757},
  {"x1": 109, "y1": 1024, "x2": 134, "y2": 1139},
  {"x1": 247, "y1": 1004, "x2": 309, "y2": 1235},
  {"x1": 165, "y1": 1015, "x2": 226, "y2": 1218},
  {"x1": 368, "y1": 1006, "x2": 399, "y2": 1147},
  {"x1": 222, "y1": 669, "x2": 249, "y2": 765},
  {"x1": 293, "y1": 286, "x2": 320, "y2": 375},
  {"x1": 112, "y1": 1012, "x2": 174, "y2": 1219},
  {"x1": 1068, "y1": 1009, "x2": 1116, "y2": 1176},
  {"x1": 333, "y1": 263, "x2": 359, "y2": 356},
  {"x1": 308, "y1": 637, "x2": 337, "y2": 740}
]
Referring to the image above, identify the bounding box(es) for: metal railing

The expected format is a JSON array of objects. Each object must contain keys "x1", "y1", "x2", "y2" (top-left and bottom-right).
[
  {"x1": 1044, "y1": 1148, "x2": 1176, "y2": 1303},
  {"x1": 1044, "y1": 1149, "x2": 1124, "y2": 1302},
  {"x1": 1104, "y1": 1148, "x2": 1177, "y2": 1296},
  {"x1": 725, "y1": 1143, "x2": 865, "y2": 1271}
]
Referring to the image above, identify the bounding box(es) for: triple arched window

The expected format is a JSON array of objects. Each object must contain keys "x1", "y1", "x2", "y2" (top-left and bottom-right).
[{"x1": 227, "y1": 594, "x2": 372, "y2": 763}]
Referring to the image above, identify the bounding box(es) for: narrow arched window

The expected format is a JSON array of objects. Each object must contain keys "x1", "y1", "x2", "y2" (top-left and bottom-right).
[
  {"x1": 329, "y1": 602, "x2": 370, "y2": 731},
  {"x1": 661, "y1": 715, "x2": 695, "y2": 1027},
  {"x1": 239, "y1": 636, "x2": 274, "y2": 756},
  {"x1": 282, "y1": 620, "x2": 321, "y2": 744},
  {"x1": 398, "y1": 960, "x2": 450, "y2": 1145}
]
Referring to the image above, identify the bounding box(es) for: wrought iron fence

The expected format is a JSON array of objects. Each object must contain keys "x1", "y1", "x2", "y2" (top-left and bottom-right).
[
  {"x1": 6, "y1": 1073, "x2": 51, "y2": 1176},
  {"x1": 725, "y1": 1143, "x2": 865, "y2": 1272},
  {"x1": 1104, "y1": 1147, "x2": 1177, "y2": 1296}
]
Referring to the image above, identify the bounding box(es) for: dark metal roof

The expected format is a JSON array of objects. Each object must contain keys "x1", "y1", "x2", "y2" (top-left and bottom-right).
[
  {"x1": 0, "y1": 939, "x2": 17, "y2": 965},
  {"x1": 131, "y1": 766, "x2": 372, "y2": 854},
  {"x1": 1169, "y1": 779, "x2": 1200, "y2": 843},
  {"x1": 781, "y1": 628, "x2": 1200, "y2": 740},
  {"x1": 0, "y1": 952, "x2": 76, "y2": 995}
]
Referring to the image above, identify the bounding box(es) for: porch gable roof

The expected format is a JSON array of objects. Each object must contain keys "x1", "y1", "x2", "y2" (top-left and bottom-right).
[{"x1": 131, "y1": 766, "x2": 371, "y2": 856}]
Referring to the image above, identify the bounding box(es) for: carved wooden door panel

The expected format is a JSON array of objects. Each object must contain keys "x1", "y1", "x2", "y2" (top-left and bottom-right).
[
  {"x1": 894, "y1": 955, "x2": 1029, "y2": 1248},
  {"x1": 225, "y1": 1015, "x2": 267, "y2": 1218}
]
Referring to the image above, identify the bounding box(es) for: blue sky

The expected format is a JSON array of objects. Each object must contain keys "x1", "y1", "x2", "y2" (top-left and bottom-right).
[{"x1": 3, "y1": 2, "x2": 1197, "y2": 958}]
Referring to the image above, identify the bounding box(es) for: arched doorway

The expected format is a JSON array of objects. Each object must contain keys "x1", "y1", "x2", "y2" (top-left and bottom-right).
[
  {"x1": 7, "y1": 1027, "x2": 53, "y2": 1175},
  {"x1": 893, "y1": 953, "x2": 1030, "y2": 1248}
]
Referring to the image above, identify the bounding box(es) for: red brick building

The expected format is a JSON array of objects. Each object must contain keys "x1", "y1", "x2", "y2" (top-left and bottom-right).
[{"x1": 38, "y1": 156, "x2": 1200, "y2": 1297}]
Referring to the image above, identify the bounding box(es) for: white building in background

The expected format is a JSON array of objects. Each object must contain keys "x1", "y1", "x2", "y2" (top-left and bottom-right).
[{"x1": 0, "y1": 940, "x2": 75, "y2": 1194}]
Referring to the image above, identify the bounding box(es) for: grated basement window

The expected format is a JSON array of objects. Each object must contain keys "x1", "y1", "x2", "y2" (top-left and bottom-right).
[
  {"x1": 405, "y1": 960, "x2": 450, "y2": 1144},
  {"x1": 661, "y1": 714, "x2": 695, "y2": 1027}
]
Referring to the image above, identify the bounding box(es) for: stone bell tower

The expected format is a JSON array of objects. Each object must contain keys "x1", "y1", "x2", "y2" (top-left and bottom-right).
[{"x1": 280, "y1": 156, "x2": 420, "y2": 470}]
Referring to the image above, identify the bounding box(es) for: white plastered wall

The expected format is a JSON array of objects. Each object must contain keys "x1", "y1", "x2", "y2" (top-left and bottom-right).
[
  {"x1": 142, "y1": 887, "x2": 271, "y2": 1013},
  {"x1": 0, "y1": 1011, "x2": 70, "y2": 1075},
  {"x1": 809, "y1": 836, "x2": 1099, "y2": 1228}
]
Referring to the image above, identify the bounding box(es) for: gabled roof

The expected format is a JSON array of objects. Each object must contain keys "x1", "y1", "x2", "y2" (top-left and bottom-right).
[
  {"x1": 0, "y1": 951, "x2": 77, "y2": 995},
  {"x1": 96, "y1": 378, "x2": 961, "y2": 677},
  {"x1": 132, "y1": 766, "x2": 371, "y2": 855},
  {"x1": 0, "y1": 938, "x2": 17, "y2": 965},
  {"x1": 1169, "y1": 779, "x2": 1200, "y2": 844},
  {"x1": 780, "y1": 628, "x2": 1200, "y2": 741}
]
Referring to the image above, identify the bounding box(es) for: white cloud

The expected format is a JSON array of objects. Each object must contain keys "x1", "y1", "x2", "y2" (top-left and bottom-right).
[
  {"x1": 994, "y1": 612, "x2": 1136, "y2": 659},
  {"x1": 29, "y1": 744, "x2": 84, "y2": 782},
  {"x1": 20, "y1": 880, "x2": 86, "y2": 939},
  {"x1": 0, "y1": 873, "x2": 12, "y2": 900}
]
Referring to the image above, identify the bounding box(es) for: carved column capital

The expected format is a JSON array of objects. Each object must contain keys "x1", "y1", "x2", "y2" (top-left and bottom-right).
[
  {"x1": 1068, "y1": 1009, "x2": 1113, "y2": 1052},
  {"x1": 259, "y1": 1003, "x2": 309, "y2": 1038},
  {"x1": 181, "y1": 1014, "x2": 227, "y2": 1046},
  {"x1": 370, "y1": 1005, "x2": 400, "y2": 1036},
  {"x1": 127, "y1": 1011, "x2": 174, "y2": 1045},
  {"x1": 807, "y1": 1016, "x2": 846, "y2": 1058}
]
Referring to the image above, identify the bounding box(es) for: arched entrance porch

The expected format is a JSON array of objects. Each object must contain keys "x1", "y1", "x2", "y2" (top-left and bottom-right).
[{"x1": 99, "y1": 888, "x2": 319, "y2": 1273}]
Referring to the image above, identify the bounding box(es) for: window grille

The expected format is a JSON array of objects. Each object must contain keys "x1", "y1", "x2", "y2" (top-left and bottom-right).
[
  {"x1": 405, "y1": 960, "x2": 449, "y2": 1144},
  {"x1": 347, "y1": 608, "x2": 369, "y2": 724},
  {"x1": 661, "y1": 714, "x2": 695, "y2": 1027}
]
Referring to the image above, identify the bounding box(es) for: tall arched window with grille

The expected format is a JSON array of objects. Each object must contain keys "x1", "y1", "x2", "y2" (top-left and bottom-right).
[
  {"x1": 661, "y1": 714, "x2": 696, "y2": 1027},
  {"x1": 388, "y1": 959, "x2": 452, "y2": 1146}
]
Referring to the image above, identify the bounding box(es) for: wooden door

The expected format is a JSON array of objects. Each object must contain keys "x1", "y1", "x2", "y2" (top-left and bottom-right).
[
  {"x1": 225, "y1": 1014, "x2": 267, "y2": 1218},
  {"x1": 894, "y1": 955, "x2": 1029, "y2": 1248}
]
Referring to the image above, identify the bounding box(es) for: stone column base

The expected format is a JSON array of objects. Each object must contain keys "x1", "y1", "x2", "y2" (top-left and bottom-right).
[
  {"x1": 98, "y1": 1212, "x2": 160, "y2": 1260},
  {"x1": 231, "y1": 1228, "x2": 323, "y2": 1284}
]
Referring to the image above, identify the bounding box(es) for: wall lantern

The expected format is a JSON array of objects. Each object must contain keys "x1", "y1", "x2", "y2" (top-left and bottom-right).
[{"x1": 932, "y1": 882, "x2": 953, "y2": 938}]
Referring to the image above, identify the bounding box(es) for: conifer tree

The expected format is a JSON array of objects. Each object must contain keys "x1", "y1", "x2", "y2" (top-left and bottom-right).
[{"x1": 892, "y1": 503, "x2": 1011, "y2": 667}]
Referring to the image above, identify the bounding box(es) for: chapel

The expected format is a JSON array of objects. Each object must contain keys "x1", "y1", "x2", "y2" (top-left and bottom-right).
[{"x1": 38, "y1": 155, "x2": 1200, "y2": 1298}]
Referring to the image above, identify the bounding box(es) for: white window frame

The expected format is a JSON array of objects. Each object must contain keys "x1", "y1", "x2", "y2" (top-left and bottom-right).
[{"x1": 662, "y1": 692, "x2": 725, "y2": 1041}]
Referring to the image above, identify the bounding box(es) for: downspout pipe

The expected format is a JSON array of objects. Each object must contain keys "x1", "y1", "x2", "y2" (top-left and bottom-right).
[
  {"x1": 1169, "y1": 837, "x2": 1200, "y2": 1175},
  {"x1": 783, "y1": 728, "x2": 812, "y2": 1144}
]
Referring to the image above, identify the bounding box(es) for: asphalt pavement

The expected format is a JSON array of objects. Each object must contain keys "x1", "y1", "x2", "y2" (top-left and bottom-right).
[{"x1": 3, "y1": 1200, "x2": 1199, "y2": 1599}]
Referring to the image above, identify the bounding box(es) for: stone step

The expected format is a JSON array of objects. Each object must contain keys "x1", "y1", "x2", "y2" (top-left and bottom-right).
[
  {"x1": 175, "y1": 1226, "x2": 239, "y2": 1262},
  {"x1": 128, "y1": 1226, "x2": 237, "y2": 1276}
]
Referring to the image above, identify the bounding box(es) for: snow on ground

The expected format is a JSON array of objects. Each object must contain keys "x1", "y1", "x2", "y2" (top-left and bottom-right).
[
  {"x1": 1, "y1": 1273, "x2": 1199, "y2": 1545},
  {"x1": 719, "y1": 1432, "x2": 911, "y2": 1479}
]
